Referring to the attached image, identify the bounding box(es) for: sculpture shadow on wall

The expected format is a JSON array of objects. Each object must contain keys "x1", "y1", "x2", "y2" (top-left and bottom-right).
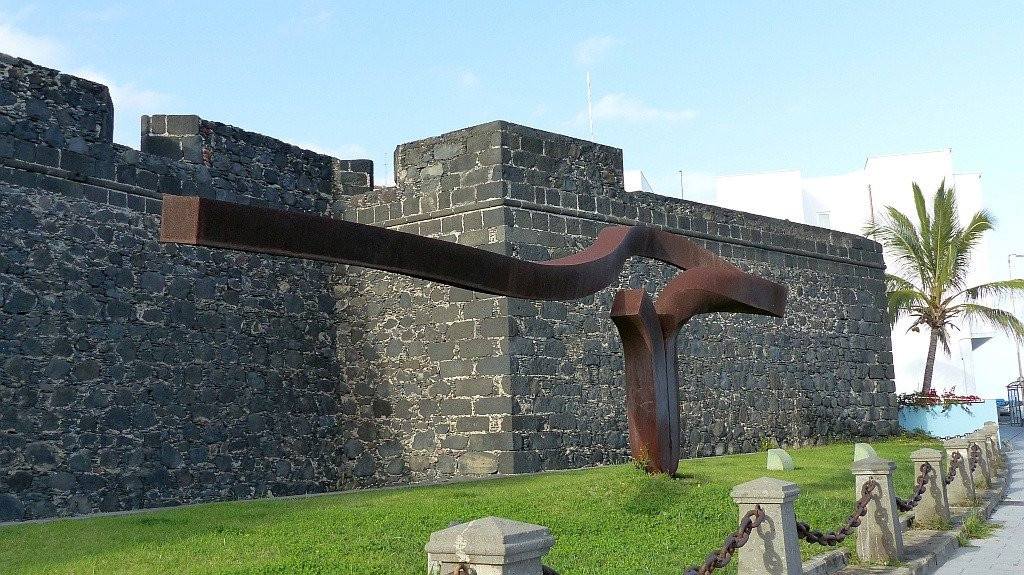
[{"x1": 160, "y1": 196, "x2": 788, "y2": 476}]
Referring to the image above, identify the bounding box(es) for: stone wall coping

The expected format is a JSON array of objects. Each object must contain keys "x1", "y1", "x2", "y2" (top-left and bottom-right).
[
  {"x1": 850, "y1": 456, "x2": 896, "y2": 474},
  {"x1": 730, "y1": 476, "x2": 801, "y2": 503},
  {"x1": 363, "y1": 194, "x2": 884, "y2": 270}
]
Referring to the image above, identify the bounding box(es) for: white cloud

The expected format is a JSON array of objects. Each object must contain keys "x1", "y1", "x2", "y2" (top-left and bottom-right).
[
  {"x1": 280, "y1": 0, "x2": 335, "y2": 33},
  {"x1": 299, "y1": 142, "x2": 370, "y2": 160},
  {"x1": 70, "y1": 6, "x2": 126, "y2": 22},
  {"x1": 0, "y1": 22, "x2": 63, "y2": 66},
  {"x1": 460, "y1": 71, "x2": 479, "y2": 88},
  {"x1": 74, "y1": 67, "x2": 170, "y2": 112},
  {"x1": 575, "y1": 36, "x2": 617, "y2": 66},
  {"x1": 0, "y1": 15, "x2": 174, "y2": 147},
  {"x1": 581, "y1": 93, "x2": 697, "y2": 123},
  {"x1": 73, "y1": 67, "x2": 173, "y2": 146}
]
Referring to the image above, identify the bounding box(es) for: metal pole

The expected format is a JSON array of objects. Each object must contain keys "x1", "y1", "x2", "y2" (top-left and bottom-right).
[
  {"x1": 678, "y1": 170, "x2": 684, "y2": 199},
  {"x1": 1010, "y1": 254, "x2": 1024, "y2": 379},
  {"x1": 586, "y1": 72, "x2": 594, "y2": 142}
]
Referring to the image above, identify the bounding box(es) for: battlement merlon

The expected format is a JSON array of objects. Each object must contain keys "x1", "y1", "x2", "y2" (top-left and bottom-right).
[{"x1": 1, "y1": 52, "x2": 374, "y2": 213}]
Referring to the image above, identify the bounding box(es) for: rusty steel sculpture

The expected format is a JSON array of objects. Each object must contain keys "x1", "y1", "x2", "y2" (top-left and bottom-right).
[{"x1": 160, "y1": 196, "x2": 788, "y2": 475}]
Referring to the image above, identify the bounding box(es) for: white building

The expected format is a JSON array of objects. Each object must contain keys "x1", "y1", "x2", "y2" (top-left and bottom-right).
[
  {"x1": 624, "y1": 170, "x2": 657, "y2": 195},
  {"x1": 715, "y1": 149, "x2": 1010, "y2": 399}
]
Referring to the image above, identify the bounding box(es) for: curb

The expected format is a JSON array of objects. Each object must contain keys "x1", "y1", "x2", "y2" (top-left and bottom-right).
[{"x1": 803, "y1": 460, "x2": 1009, "y2": 575}]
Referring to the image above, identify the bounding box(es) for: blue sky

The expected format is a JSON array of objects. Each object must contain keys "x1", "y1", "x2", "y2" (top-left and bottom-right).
[{"x1": 2, "y1": 1, "x2": 1022, "y2": 276}]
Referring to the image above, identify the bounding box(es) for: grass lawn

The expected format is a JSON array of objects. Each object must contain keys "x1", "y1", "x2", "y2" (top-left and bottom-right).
[{"x1": 0, "y1": 437, "x2": 939, "y2": 574}]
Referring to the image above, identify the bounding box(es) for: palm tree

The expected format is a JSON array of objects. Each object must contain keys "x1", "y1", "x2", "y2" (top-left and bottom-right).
[{"x1": 864, "y1": 181, "x2": 1024, "y2": 394}]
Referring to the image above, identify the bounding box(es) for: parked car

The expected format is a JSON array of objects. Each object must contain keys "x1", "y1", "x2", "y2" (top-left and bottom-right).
[{"x1": 996, "y1": 398, "x2": 1010, "y2": 416}]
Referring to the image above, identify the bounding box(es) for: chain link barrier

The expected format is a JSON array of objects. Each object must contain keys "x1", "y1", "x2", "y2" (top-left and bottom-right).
[
  {"x1": 944, "y1": 451, "x2": 961, "y2": 485},
  {"x1": 895, "y1": 461, "x2": 933, "y2": 512},
  {"x1": 452, "y1": 456, "x2": 956, "y2": 575},
  {"x1": 795, "y1": 478, "x2": 879, "y2": 546},
  {"x1": 682, "y1": 505, "x2": 765, "y2": 575},
  {"x1": 969, "y1": 443, "x2": 981, "y2": 473}
]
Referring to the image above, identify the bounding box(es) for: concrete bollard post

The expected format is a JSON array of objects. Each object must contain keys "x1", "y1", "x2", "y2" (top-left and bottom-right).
[
  {"x1": 943, "y1": 437, "x2": 976, "y2": 506},
  {"x1": 968, "y1": 433, "x2": 991, "y2": 488},
  {"x1": 983, "y1": 421, "x2": 1000, "y2": 444},
  {"x1": 982, "y1": 422, "x2": 1002, "y2": 468},
  {"x1": 909, "y1": 448, "x2": 950, "y2": 526},
  {"x1": 425, "y1": 516, "x2": 555, "y2": 575},
  {"x1": 975, "y1": 430, "x2": 997, "y2": 472},
  {"x1": 851, "y1": 457, "x2": 904, "y2": 564},
  {"x1": 730, "y1": 477, "x2": 803, "y2": 575}
]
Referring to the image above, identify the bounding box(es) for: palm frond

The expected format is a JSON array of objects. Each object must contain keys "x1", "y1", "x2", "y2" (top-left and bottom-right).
[
  {"x1": 887, "y1": 289, "x2": 926, "y2": 327},
  {"x1": 961, "y1": 303, "x2": 1024, "y2": 343},
  {"x1": 865, "y1": 208, "x2": 931, "y2": 287},
  {"x1": 912, "y1": 182, "x2": 932, "y2": 258},
  {"x1": 947, "y1": 209, "x2": 994, "y2": 291},
  {"x1": 949, "y1": 279, "x2": 1024, "y2": 304}
]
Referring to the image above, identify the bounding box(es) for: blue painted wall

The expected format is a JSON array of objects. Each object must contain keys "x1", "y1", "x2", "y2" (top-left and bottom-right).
[{"x1": 898, "y1": 400, "x2": 998, "y2": 438}]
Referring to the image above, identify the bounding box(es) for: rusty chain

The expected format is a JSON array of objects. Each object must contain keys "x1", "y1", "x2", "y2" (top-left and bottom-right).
[
  {"x1": 969, "y1": 443, "x2": 981, "y2": 473},
  {"x1": 682, "y1": 505, "x2": 765, "y2": 575},
  {"x1": 945, "y1": 451, "x2": 961, "y2": 485},
  {"x1": 895, "y1": 461, "x2": 933, "y2": 512},
  {"x1": 795, "y1": 478, "x2": 879, "y2": 546}
]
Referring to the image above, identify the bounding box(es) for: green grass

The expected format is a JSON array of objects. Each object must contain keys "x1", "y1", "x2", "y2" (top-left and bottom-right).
[
  {"x1": 957, "y1": 511, "x2": 997, "y2": 546},
  {"x1": 0, "y1": 437, "x2": 938, "y2": 574}
]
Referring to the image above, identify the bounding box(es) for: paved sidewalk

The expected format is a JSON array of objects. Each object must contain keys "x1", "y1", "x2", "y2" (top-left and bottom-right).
[{"x1": 930, "y1": 425, "x2": 1024, "y2": 575}]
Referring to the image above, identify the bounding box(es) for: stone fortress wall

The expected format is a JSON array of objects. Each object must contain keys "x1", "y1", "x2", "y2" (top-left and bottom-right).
[{"x1": 0, "y1": 53, "x2": 898, "y2": 521}]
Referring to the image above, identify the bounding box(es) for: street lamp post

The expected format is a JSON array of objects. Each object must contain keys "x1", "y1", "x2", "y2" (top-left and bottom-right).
[{"x1": 1010, "y1": 254, "x2": 1024, "y2": 380}]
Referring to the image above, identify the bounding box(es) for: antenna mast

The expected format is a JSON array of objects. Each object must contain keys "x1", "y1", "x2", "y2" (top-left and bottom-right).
[{"x1": 586, "y1": 71, "x2": 594, "y2": 141}]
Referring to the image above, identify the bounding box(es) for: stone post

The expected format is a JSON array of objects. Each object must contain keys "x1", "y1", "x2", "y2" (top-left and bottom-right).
[
  {"x1": 968, "y1": 434, "x2": 991, "y2": 488},
  {"x1": 979, "y1": 431, "x2": 997, "y2": 469},
  {"x1": 982, "y1": 422, "x2": 1002, "y2": 468},
  {"x1": 983, "y1": 421, "x2": 1000, "y2": 443},
  {"x1": 850, "y1": 457, "x2": 904, "y2": 564},
  {"x1": 909, "y1": 448, "x2": 950, "y2": 526},
  {"x1": 730, "y1": 477, "x2": 803, "y2": 575},
  {"x1": 425, "y1": 516, "x2": 555, "y2": 575},
  {"x1": 943, "y1": 437, "x2": 976, "y2": 506}
]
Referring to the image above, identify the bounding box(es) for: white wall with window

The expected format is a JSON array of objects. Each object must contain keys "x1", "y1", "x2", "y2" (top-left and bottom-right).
[{"x1": 713, "y1": 150, "x2": 1009, "y2": 399}]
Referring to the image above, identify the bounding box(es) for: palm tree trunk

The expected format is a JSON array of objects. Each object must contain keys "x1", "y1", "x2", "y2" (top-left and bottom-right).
[{"x1": 921, "y1": 328, "x2": 939, "y2": 394}]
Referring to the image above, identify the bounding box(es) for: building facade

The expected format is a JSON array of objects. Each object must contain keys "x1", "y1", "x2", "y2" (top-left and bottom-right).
[{"x1": 716, "y1": 150, "x2": 1007, "y2": 398}]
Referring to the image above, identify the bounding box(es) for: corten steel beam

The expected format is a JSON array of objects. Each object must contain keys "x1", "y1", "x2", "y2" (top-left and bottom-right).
[{"x1": 160, "y1": 196, "x2": 787, "y2": 474}]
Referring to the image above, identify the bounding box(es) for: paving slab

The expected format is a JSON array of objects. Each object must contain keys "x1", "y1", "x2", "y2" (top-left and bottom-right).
[
  {"x1": 816, "y1": 426, "x2": 1019, "y2": 575},
  {"x1": 930, "y1": 425, "x2": 1024, "y2": 575}
]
